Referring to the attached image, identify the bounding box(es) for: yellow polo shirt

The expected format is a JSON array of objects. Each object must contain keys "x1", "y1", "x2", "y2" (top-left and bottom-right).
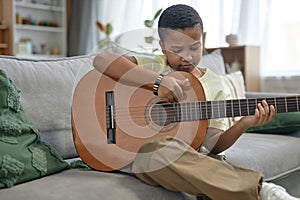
[{"x1": 134, "y1": 55, "x2": 231, "y2": 131}]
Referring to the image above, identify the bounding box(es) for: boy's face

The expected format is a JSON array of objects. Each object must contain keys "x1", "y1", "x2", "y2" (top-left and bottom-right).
[{"x1": 159, "y1": 24, "x2": 203, "y2": 73}]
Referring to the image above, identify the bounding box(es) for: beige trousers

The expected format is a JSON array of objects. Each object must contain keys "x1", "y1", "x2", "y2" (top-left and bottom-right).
[{"x1": 132, "y1": 136, "x2": 263, "y2": 200}]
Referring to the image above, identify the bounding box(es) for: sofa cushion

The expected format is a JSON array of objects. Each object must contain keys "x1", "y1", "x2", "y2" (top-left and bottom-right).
[
  {"x1": 0, "y1": 70, "x2": 69, "y2": 188},
  {"x1": 0, "y1": 169, "x2": 196, "y2": 200},
  {"x1": 224, "y1": 133, "x2": 300, "y2": 181},
  {"x1": 0, "y1": 55, "x2": 95, "y2": 159}
]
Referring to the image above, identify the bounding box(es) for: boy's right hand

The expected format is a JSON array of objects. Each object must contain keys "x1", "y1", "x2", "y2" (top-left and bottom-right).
[{"x1": 158, "y1": 76, "x2": 190, "y2": 102}]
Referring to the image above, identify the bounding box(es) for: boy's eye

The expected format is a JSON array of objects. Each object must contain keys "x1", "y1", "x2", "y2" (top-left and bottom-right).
[
  {"x1": 170, "y1": 49, "x2": 182, "y2": 54},
  {"x1": 191, "y1": 46, "x2": 199, "y2": 51},
  {"x1": 191, "y1": 44, "x2": 201, "y2": 51}
]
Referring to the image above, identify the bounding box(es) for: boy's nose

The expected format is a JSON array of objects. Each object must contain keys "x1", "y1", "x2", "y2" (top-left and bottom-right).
[{"x1": 180, "y1": 53, "x2": 193, "y2": 63}]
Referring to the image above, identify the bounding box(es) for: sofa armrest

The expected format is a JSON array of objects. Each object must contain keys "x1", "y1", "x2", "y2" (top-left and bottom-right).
[{"x1": 245, "y1": 91, "x2": 299, "y2": 99}]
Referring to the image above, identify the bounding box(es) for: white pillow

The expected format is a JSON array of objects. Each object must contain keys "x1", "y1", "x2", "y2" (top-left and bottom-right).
[
  {"x1": 199, "y1": 49, "x2": 226, "y2": 75},
  {"x1": 226, "y1": 71, "x2": 246, "y2": 99},
  {"x1": 223, "y1": 71, "x2": 246, "y2": 126}
]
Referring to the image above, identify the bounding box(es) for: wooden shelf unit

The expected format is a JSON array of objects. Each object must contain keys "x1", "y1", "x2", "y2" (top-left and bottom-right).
[
  {"x1": 0, "y1": 0, "x2": 11, "y2": 55},
  {"x1": 0, "y1": 25, "x2": 9, "y2": 49},
  {"x1": 206, "y1": 45, "x2": 260, "y2": 92},
  {"x1": 0, "y1": 0, "x2": 67, "y2": 58}
]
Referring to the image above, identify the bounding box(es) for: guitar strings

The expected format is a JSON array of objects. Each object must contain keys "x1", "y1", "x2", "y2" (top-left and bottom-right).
[
  {"x1": 111, "y1": 98, "x2": 300, "y2": 123},
  {"x1": 113, "y1": 98, "x2": 300, "y2": 113},
  {"x1": 112, "y1": 98, "x2": 300, "y2": 115},
  {"x1": 113, "y1": 104, "x2": 300, "y2": 124}
]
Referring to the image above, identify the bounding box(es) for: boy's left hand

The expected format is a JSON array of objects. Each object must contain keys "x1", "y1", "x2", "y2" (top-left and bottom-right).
[{"x1": 240, "y1": 100, "x2": 276, "y2": 128}]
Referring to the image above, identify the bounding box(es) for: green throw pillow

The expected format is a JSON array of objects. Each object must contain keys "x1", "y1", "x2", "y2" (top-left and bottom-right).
[
  {"x1": 246, "y1": 112, "x2": 300, "y2": 134},
  {"x1": 0, "y1": 70, "x2": 69, "y2": 188}
]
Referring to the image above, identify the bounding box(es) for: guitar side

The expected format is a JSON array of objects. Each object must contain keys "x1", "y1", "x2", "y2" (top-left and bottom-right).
[{"x1": 72, "y1": 69, "x2": 207, "y2": 171}]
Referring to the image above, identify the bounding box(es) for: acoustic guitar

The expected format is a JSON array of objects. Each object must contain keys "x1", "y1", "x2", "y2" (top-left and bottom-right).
[{"x1": 71, "y1": 69, "x2": 300, "y2": 172}]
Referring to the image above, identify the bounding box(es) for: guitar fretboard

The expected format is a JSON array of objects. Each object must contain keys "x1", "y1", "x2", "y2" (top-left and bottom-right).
[{"x1": 172, "y1": 96, "x2": 300, "y2": 122}]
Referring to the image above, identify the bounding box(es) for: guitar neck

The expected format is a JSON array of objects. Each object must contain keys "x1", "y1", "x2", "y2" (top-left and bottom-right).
[{"x1": 174, "y1": 96, "x2": 300, "y2": 122}]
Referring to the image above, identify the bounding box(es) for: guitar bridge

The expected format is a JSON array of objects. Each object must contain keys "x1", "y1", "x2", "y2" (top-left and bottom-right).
[{"x1": 105, "y1": 91, "x2": 116, "y2": 144}]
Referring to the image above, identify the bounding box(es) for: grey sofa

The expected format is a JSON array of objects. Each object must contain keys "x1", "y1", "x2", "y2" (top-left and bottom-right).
[{"x1": 0, "y1": 55, "x2": 299, "y2": 200}]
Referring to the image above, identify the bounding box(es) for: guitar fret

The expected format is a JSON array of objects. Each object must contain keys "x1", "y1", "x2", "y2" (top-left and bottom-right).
[
  {"x1": 287, "y1": 96, "x2": 298, "y2": 112},
  {"x1": 185, "y1": 103, "x2": 188, "y2": 121},
  {"x1": 233, "y1": 100, "x2": 240, "y2": 117},
  {"x1": 231, "y1": 100, "x2": 234, "y2": 117},
  {"x1": 248, "y1": 99, "x2": 256, "y2": 116},
  {"x1": 193, "y1": 102, "x2": 198, "y2": 120},
  {"x1": 224, "y1": 100, "x2": 227, "y2": 118},
  {"x1": 226, "y1": 100, "x2": 232, "y2": 118},
  {"x1": 207, "y1": 101, "x2": 212, "y2": 119},
  {"x1": 194, "y1": 103, "x2": 197, "y2": 120},
  {"x1": 266, "y1": 97, "x2": 275, "y2": 106},
  {"x1": 197, "y1": 102, "x2": 202, "y2": 119},
  {"x1": 297, "y1": 96, "x2": 299, "y2": 111},
  {"x1": 240, "y1": 99, "x2": 248, "y2": 116},
  {"x1": 276, "y1": 97, "x2": 286, "y2": 113},
  {"x1": 190, "y1": 102, "x2": 194, "y2": 121},
  {"x1": 247, "y1": 99, "x2": 250, "y2": 116},
  {"x1": 266, "y1": 97, "x2": 275, "y2": 114},
  {"x1": 286, "y1": 97, "x2": 291, "y2": 112},
  {"x1": 186, "y1": 102, "x2": 189, "y2": 120},
  {"x1": 200, "y1": 102, "x2": 206, "y2": 120},
  {"x1": 187, "y1": 102, "x2": 191, "y2": 121},
  {"x1": 196, "y1": 102, "x2": 199, "y2": 120},
  {"x1": 180, "y1": 102, "x2": 185, "y2": 121},
  {"x1": 205, "y1": 101, "x2": 209, "y2": 119},
  {"x1": 191, "y1": 102, "x2": 195, "y2": 120},
  {"x1": 173, "y1": 103, "x2": 178, "y2": 122},
  {"x1": 198, "y1": 102, "x2": 203, "y2": 119},
  {"x1": 218, "y1": 100, "x2": 226, "y2": 118},
  {"x1": 210, "y1": 101, "x2": 213, "y2": 119},
  {"x1": 182, "y1": 103, "x2": 186, "y2": 121},
  {"x1": 219, "y1": 101, "x2": 221, "y2": 118},
  {"x1": 172, "y1": 104, "x2": 175, "y2": 121},
  {"x1": 285, "y1": 97, "x2": 288, "y2": 112},
  {"x1": 185, "y1": 102, "x2": 188, "y2": 120},
  {"x1": 239, "y1": 99, "x2": 241, "y2": 116},
  {"x1": 198, "y1": 102, "x2": 201, "y2": 119},
  {"x1": 190, "y1": 102, "x2": 193, "y2": 120},
  {"x1": 218, "y1": 102, "x2": 220, "y2": 118},
  {"x1": 178, "y1": 103, "x2": 182, "y2": 121},
  {"x1": 177, "y1": 103, "x2": 181, "y2": 122},
  {"x1": 204, "y1": 102, "x2": 207, "y2": 119},
  {"x1": 212, "y1": 101, "x2": 219, "y2": 119}
]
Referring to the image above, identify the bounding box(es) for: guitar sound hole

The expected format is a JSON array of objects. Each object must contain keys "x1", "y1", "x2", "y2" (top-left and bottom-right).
[
  {"x1": 150, "y1": 103, "x2": 175, "y2": 126},
  {"x1": 145, "y1": 99, "x2": 178, "y2": 132}
]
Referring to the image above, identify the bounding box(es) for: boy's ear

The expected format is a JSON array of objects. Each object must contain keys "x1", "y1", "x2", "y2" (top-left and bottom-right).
[{"x1": 159, "y1": 40, "x2": 166, "y2": 54}]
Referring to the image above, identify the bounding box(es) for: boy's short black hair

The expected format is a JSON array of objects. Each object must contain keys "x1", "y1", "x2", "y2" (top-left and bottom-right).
[{"x1": 158, "y1": 4, "x2": 203, "y2": 41}]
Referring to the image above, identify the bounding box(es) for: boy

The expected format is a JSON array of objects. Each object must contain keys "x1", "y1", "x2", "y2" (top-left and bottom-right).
[{"x1": 93, "y1": 4, "x2": 298, "y2": 200}]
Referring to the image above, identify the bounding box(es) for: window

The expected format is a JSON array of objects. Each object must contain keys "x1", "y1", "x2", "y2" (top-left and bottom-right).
[
  {"x1": 262, "y1": 0, "x2": 300, "y2": 76},
  {"x1": 136, "y1": 0, "x2": 235, "y2": 48},
  {"x1": 81, "y1": 0, "x2": 300, "y2": 77}
]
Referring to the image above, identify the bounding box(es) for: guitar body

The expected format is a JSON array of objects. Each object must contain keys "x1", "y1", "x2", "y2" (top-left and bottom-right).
[{"x1": 72, "y1": 69, "x2": 207, "y2": 171}]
